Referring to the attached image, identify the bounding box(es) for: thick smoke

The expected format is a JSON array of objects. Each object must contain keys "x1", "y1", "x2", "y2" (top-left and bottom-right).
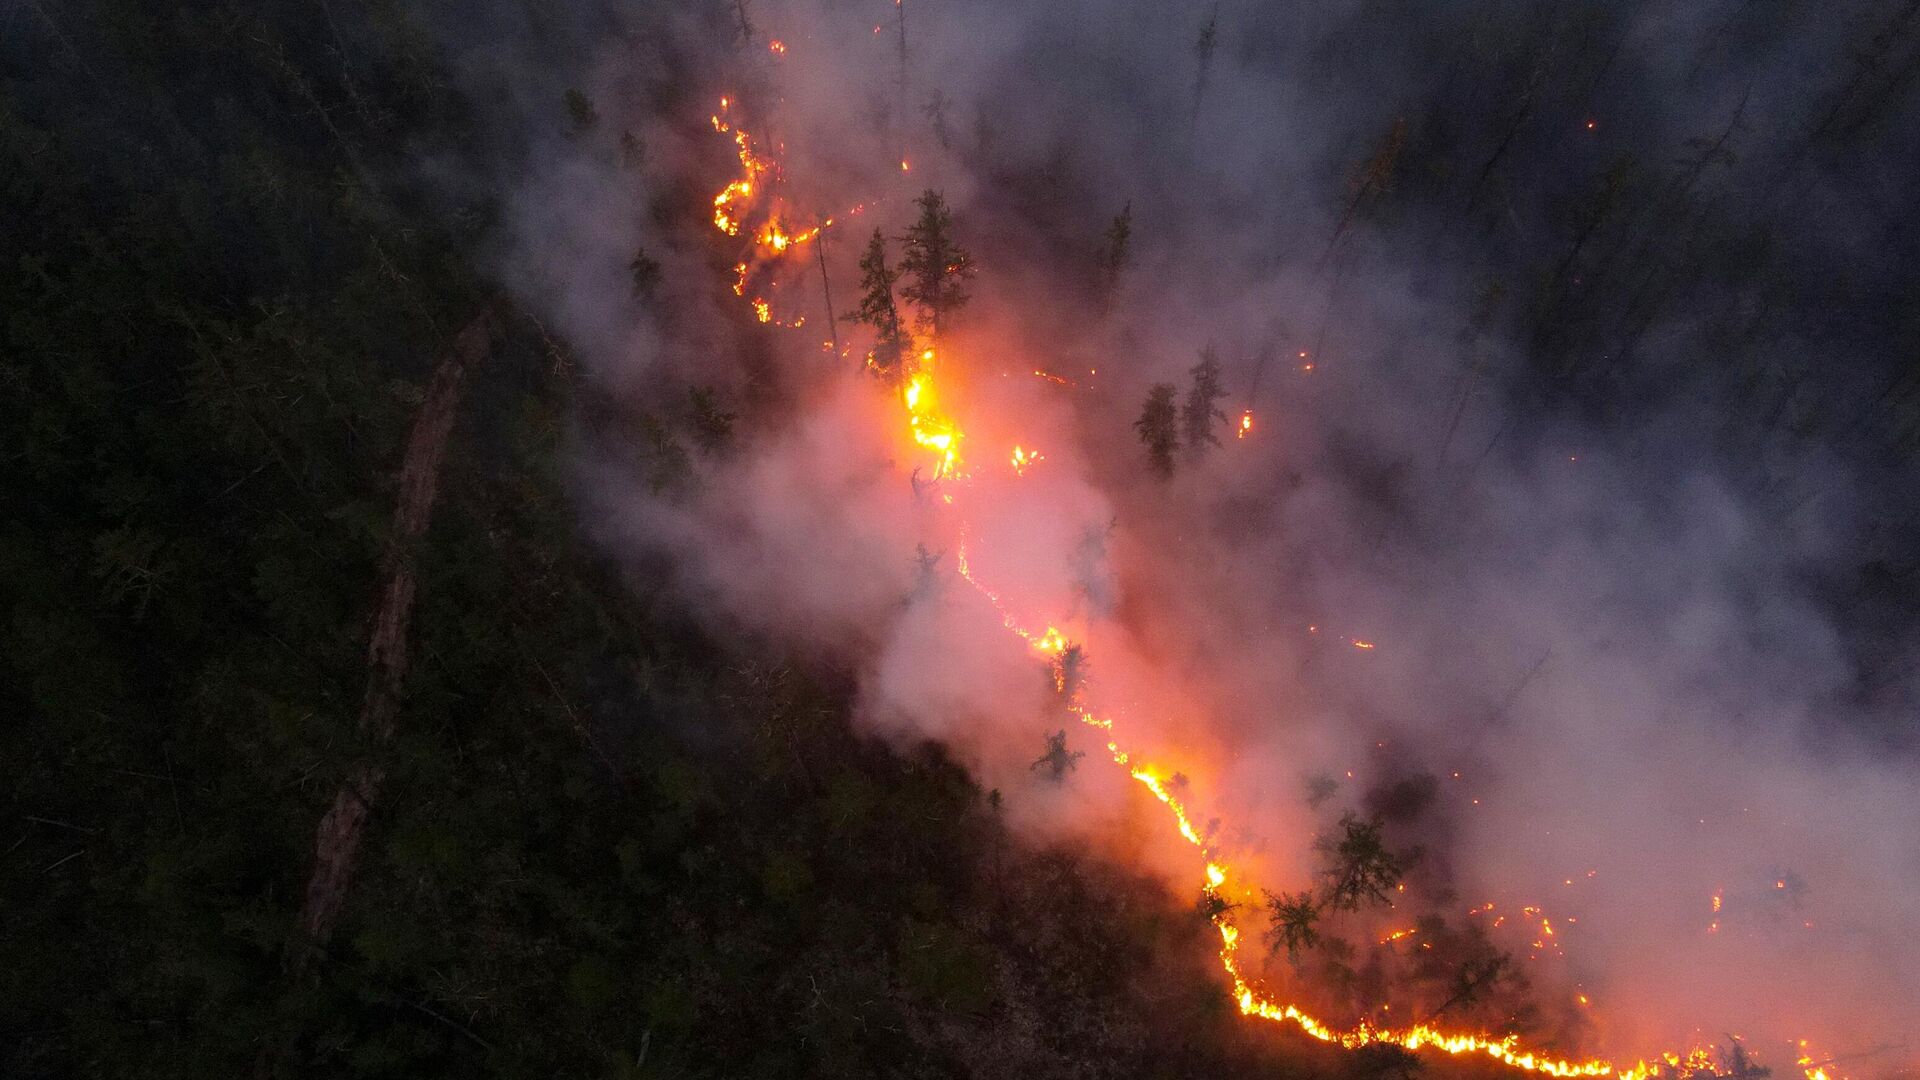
[{"x1": 445, "y1": 0, "x2": 1920, "y2": 1071}]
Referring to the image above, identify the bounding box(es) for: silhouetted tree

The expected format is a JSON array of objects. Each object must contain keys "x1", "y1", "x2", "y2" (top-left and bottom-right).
[
  {"x1": 1189, "y1": 5, "x2": 1220, "y2": 143},
  {"x1": 1426, "y1": 955, "x2": 1512, "y2": 1022},
  {"x1": 686, "y1": 387, "x2": 735, "y2": 452},
  {"x1": 899, "y1": 190, "x2": 974, "y2": 338},
  {"x1": 847, "y1": 229, "x2": 909, "y2": 380},
  {"x1": 1099, "y1": 202, "x2": 1132, "y2": 300},
  {"x1": 1316, "y1": 812, "x2": 1410, "y2": 911},
  {"x1": 1182, "y1": 347, "x2": 1227, "y2": 457},
  {"x1": 1134, "y1": 383, "x2": 1180, "y2": 477},
  {"x1": 564, "y1": 88, "x2": 598, "y2": 132},
  {"x1": 1031, "y1": 729, "x2": 1084, "y2": 781},
  {"x1": 1264, "y1": 890, "x2": 1322, "y2": 956},
  {"x1": 629, "y1": 247, "x2": 661, "y2": 297}
]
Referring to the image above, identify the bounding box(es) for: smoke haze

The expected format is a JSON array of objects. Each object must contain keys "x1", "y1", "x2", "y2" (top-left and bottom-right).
[{"x1": 441, "y1": 0, "x2": 1920, "y2": 1070}]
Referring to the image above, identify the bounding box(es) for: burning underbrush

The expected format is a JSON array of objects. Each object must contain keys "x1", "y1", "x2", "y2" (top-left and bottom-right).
[{"x1": 516, "y1": 5, "x2": 1919, "y2": 1079}]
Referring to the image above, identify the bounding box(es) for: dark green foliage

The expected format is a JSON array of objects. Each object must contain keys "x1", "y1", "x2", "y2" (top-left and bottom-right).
[
  {"x1": 686, "y1": 386, "x2": 735, "y2": 452},
  {"x1": 1315, "y1": 813, "x2": 1412, "y2": 911},
  {"x1": 1304, "y1": 772, "x2": 1341, "y2": 808},
  {"x1": 629, "y1": 246, "x2": 662, "y2": 297},
  {"x1": 564, "y1": 88, "x2": 598, "y2": 132},
  {"x1": 847, "y1": 228, "x2": 909, "y2": 380},
  {"x1": 0, "y1": 7, "x2": 1285, "y2": 1078},
  {"x1": 1031, "y1": 730, "x2": 1085, "y2": 781},
  {"x1": 1183, "y1": 347, "x2": 1228, "y2": 457},
  {"x1": 1264, "y1": 890, "x2": 1322, "y2": 956},
  {"x1": 1098, "y1": 201, "x2": 1132, "y2": 296},
  {"x1": 1134, "y1": 383, "x2": 1181, "y2": 477},
  {"x1": 898, "y1": 189, "x2": 974, "y2": 338}
]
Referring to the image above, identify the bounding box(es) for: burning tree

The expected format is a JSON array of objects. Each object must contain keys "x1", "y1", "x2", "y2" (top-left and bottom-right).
[
  {"x1": 1182, "y1": 347, "x2": 1228, "y2": 458},
  {"x1": 1051, "y1": 642, "x2": 1088, "y2": 705},
  {"x1": 1134, "y1": 383, "x2": 1180, "y2": 477},
  {"x1": 847, "y1": 228, "x2": 910, "y2": 381},
  {"x1": 899, "y1": 189, "x2": 974, "y2": 338}
]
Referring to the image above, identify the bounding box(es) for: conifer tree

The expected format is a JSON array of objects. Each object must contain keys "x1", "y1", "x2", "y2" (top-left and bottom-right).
[
  {"x1": 1134, "y1": 383, "x2": 1180, "y2": 478},
  {"x1": 1264, "y1": 890, "x2": 1321, "y2": 956},
  {"x1": 1031, "y1": 729, "x2": 1084, "y2": 781},
  {"x1": 1098, "y1": 202, "x2": 1132, "y2": 300},
  {"x1": 1182, "y1": 347, "x2": 1227, "y2": 457},
  {"x1": 899, "y1": 189, "x2": 974, "y2": 338},
  {"x1": 847, "y1": 229, "x2": 909, "y2": 380}
]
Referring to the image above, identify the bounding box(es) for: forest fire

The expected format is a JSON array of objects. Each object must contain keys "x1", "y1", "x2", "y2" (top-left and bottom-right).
[
  {"x1": 708, "y1": 102, "x2": 766, "y2": 237},
  {"x1": 705, "y1": 90, "x2": 1849, "y2": 1080},
  {"x1": 903, "y1": 356, "x2": 962, "y2": 479}
]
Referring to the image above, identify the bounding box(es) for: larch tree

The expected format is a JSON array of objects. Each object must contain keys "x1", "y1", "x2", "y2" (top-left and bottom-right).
[
  {"x1": 1182, "y1": 347, "x2": 1227, "y2": 457},
  {"x1": 1135, "y1": 383, "x2": 1181, "y2": 478},
  {"x1": 899, "y1": 189, "x2": 974, "y2": 339},
  {"x1": 847, "y1": 228, "x2": 909, "y2": 381}
]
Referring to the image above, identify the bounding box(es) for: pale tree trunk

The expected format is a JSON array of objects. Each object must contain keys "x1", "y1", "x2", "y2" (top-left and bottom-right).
[{"x1": 289, "y1": 306, "x2": 499, "y2": 969}]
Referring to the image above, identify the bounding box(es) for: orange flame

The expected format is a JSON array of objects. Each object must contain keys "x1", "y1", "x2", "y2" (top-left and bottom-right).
[{"x1": 701, "y1": 90, "x2": 1840, "y2": 1080}]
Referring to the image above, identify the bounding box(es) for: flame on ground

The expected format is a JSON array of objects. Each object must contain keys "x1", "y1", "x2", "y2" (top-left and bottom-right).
[
  {"x1": 704, "y1": 90, "x2": 1844, "y2": 1080},
  {"x1": 904, "y1": 349, "x2": 962, "y2": 479}
]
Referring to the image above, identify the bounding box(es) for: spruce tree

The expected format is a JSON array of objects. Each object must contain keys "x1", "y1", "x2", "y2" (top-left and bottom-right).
[
  {"x1": 899, "y1": 189, "x2": 974, "y2": 338},
  {"x1": 1182, "y1": 347, "x2": 1227, "y2": 457},
  {"x1": 1134, "y1": 383, "x2": 1180, "y2": 478},
  {"x1": 847, "y1": 229, "x2": 909, "y2": 380}
]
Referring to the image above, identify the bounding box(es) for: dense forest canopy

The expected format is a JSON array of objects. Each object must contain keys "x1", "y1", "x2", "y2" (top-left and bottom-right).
[{"x1": 3, "y1": 2, "x2": 1916, "y2": 1079}]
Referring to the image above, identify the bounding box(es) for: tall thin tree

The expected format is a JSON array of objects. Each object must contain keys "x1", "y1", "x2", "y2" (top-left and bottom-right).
[
  {"x1": 847, "y1": 229, "x2": 909, "y2": 380},
  {"x1": 1182, "y1": 347, "x2": 1227, "y2": 458},
  {"x1": 1135, "y1": 383, "x2": 1180, "y2": 478},
  {"x1": 899, "y1": 189, "x2": 974, "y2": 339}
]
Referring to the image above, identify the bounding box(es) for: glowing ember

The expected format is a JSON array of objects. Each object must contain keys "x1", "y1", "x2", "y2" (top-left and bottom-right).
[
  {"x1": 1237, "y1": 409, "x2": 1253, "y2": 438},
  {"x1": 1010, "y1": 445, "x2": 1043, "y2": 475}
]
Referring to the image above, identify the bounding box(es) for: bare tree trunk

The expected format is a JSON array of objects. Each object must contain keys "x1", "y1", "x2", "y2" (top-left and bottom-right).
[
  {"x1": 289, "y1": 306, "x2": 499, "y2": 969},
  {"x1": 816, "y1": 222, "x2": 839, "y2": 358}
]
